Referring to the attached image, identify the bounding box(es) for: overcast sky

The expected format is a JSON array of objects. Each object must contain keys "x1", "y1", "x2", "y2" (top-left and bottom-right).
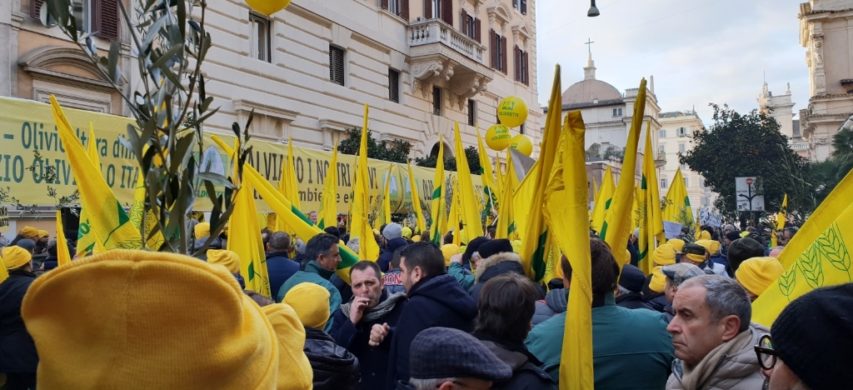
[{"x1": 535, "y1": 0, "x2": 809, "y2": 126}]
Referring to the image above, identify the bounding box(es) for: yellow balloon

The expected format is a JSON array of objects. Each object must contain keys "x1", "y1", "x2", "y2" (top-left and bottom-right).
[
  {"x1": 245, "y1": 0, "x2": 291, "y2": 16},
  {"x1": 510, "y1": 134, "x2": 533, "y2": 156},
  {"x1": 486, "y1": 124, "x2": 512, "y2": 151},
  {"x1": 497, "y1": 96, "x2": 528, "y2": 128}
]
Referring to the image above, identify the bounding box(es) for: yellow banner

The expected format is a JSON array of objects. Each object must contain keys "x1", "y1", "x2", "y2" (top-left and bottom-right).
[{"x1": 0, "y1": 97, "x2": 480, "y2": 217}]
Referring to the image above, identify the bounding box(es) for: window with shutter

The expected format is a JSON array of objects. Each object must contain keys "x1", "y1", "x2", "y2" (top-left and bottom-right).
[
  {"x1": 467, "y1": 99, "x2": 476, "y2": 126},
  {"x1": 461, "y1": 10, "x2": 476, "y2": 40},
  {"x1": 474, "y1": 19, "x2": 481, "y2": 43},
  {"x1": 381, "y1": 0, "x2": 389, "y2": 10},
  {"x1": 489, "y1": 30, "x2": 497, "y2": 68},
  {"x1": 441, "y1": 0, "x2": 453, "y2": 25},
  {"x1": 30, "y1": 0, "x2": 44, "y2": 19},
  {"x1": 520, "y1": 0, "x2": 527, "y2": 14},
  {"x1": 500, "y1": 36, "x2": 507, "y2": 74},
  {"x1": 329, "y1": 45, "x2": 345, "y2": 86},
  {"x1": 400, "y1": 0, "x2": 409, "y2": 20},
  {"x1": 388, "y1": 68, "x2": 400, "y2": 103},
  {"x1": 94, "y1": 0, "x2": 119, "y2": 40},
  {"x1": 432, "y1": 87, "x2": 442, "y2": 116},
  {"x1": 523, "y1": 51, "x2": 529, "y2": 85}
]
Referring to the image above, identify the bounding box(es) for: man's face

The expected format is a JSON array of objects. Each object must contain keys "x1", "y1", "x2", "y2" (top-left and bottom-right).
[
  {"x1": 435, "y1": 377, "x2": 492, "y2": 390},
  {"x1": 351, "y1": 268, "x2": 384, "y2": 308},
  {"x1": 766, "y1": 359, "x2": 807, "y2": 390},
  {"x1": 666, "y1": 285, "x2": 729, "y2": 368},
  {"x1": 308, "y1": 211, "x2": 318, "y2": 224},
  {"x1": 316, "y1": 244, "x2": 341, "y2": 272},
  {"x1": 399, "y1": 257, "x2": 422, "y2": 293},
  {"x1": 779, "y1": 230, "x2": 793, "y2": 246}
]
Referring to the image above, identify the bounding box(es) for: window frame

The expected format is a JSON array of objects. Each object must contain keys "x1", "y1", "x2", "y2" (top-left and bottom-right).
[
  {"x1": 329, "y1": 45, "x2": 346, "y2": 86},
  {"x1": 388, "y1": 68, "x2": 400, "y2": 103},
  {"x1": 432, "y1": 86, "x2": 442, "y2": 116},
  {"x1": 467, "y1": 99, "x2": 476, "y2": 126},
  {"x1": 249, "y1": 12, "x2": 272, "y2": 63}
]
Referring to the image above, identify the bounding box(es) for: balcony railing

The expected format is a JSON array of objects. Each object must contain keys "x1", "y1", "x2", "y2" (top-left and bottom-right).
[{"x1": 408, "y1": 19, "x2": 485, "y2": 64}]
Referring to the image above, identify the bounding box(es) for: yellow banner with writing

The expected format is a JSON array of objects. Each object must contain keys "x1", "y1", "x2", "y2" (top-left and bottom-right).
[{"x1": 0, "y1": 97, "x2": 480, "y2": 219}]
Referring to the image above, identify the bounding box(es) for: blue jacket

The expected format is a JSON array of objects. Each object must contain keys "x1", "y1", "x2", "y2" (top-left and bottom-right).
[
  {"x1": 277, "y1": 261, "x2": 342, "y2": 332},
  {"x1": 0, "y1": 270, "x2": 39, "y2": 374},
  {"x1": 377, "y1": 238, "x2": 408, "y2": 271},
  {"x1": 330, "y1": 291, "x2": 407, "y2": 390},
  {"x1": 266, "y1": 252, "x2": 299, "y2": 297},
  {"x1": 526, "y1": 294, "x2": 674, "y2": 389},
  {"x1": 385, "y1": 274, "x2": 477, "y2": 388}
]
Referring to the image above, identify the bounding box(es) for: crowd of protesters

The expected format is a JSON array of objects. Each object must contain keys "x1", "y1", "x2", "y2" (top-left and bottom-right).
[{"x1": 1, "y1": 219, "x2": 851, "y2": 390}]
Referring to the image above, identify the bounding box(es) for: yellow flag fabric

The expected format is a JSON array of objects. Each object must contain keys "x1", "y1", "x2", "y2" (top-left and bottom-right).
[
  {"x1": 447, "y1": 176, "x2": 462, "y2": 246},
  {"x1": 75, "y1": 123, "x2": 104, "y2": 256},
  {"x1": 453, "y1": 123, "x2": 485, "y2": 240},
  {"x1": 493, "y1": 154, "x2": 505, "y2": 203},
  {"x1": 591, "y1": 166, "x2": 615, "y2": 234},
  {"x1": 383, "y1": 170, "x2": 392, "y2": 225},
  {"x1": 771, "y1": 194, "x2": 788, "y2": 247},
  {"x1": 752, "y1": 171, "x2": 853, "y2": 326},
  {"x1": 228, "y1": 176, "x2": 271, "y2": 297},
  {"x1": 639, "y1": 124, "x2": 665, "y2": 274},
  {"x1": 350, "y1": 105, "x2": 381, "y2": 261},
  {"x1": 601, "y1": 79, "x2": 647, "y2": 267},
  {"x1": 275, "y1": 140, "x2": 301, "y2": 232},
  {"x1": 632, "y1": 183, "x2": 642, "y2": 231},
  {"x1": 543, "y1": 111, "x2": 594, "y2": 389},
  {"x1": 407, "y1": 163, "x2": 427, "y2": 233},
  {"x1": 476, "y1": 128, "x2": 498, "y2": 220},
  {"x1": 55, "y1": 210, "x2": 72, "y2": 267},
  {"x1": 513, "y1": 161, "x2": 539, "y2": 241},
  {"x1": 319, "y1": 145, "x2": 339, "y2": 229},
  {"x1": 429, "y1": 138, "x2": 446, "y2": 246},
  {"x1": 496, "y1": 150, "x2": 517, "y2": 240},
  {"x1": 51, "y1": 96, "x2": 141, "y2": 251},
  {"x1": 520, "y1": 65, "x2": 563, "y2": 280},
  {"x1": 662, "y1": 169, "x2": 694, "y2": 228},
  {"x1": 0, "y1": 254, "x2": 7, "y2": 282}
]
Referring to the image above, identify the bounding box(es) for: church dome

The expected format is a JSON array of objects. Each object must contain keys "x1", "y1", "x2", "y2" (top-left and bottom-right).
[{"x1": 561, "y1": 79, "x2": 623, "y2": 106}]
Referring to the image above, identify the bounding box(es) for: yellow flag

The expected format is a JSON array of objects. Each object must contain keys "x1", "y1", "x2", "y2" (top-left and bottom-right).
[
  {"x1": 752, "y1": 171, "x2": 853, "y2": 326},
  {"x1": 601, "y1": 79, "x2": 647, "y2": 267},
  {"x1": 494, "y1": 154, "x2": 505, "y2": 203},
  {"x1": 350, "y1": 105, "x2": 381, "y2": 260},
  {"x1": 319, "y1": 144, "x2": 339, "y2": 230},
  {"x1": 55, "y1": 210, "x2": 72, "y2": 267},
  {"x1": 75, "y1": 123, "x2": 105, "y2": 256},
  {"x1": 407, "y1": 163, "x2": 427, "y2": 233},
  {"x1": 210, "y1": 136, "x2": 361, "y2": 283},
  {"x1": 520, "y1": 65, "x2": 563, "y2": 280},
  {"x1": 543, "y1": 111, "x2": 594, "y2": 389},
  {"x1": 639, "y1": 123, "x2": 665, "y2": 274},
  {"x1": 51, "y1": 96, "x2": 141, "y2": 251},
  {"x1": 275, "y1": 139, "x2": 301, "y2": 232},
  {"x1": 771, "y1": 194, "x2": 788, "y2": 247},
  {"x1": 513, "y1": 160, "x2": 539, "y2": 241},
  {"x1": 447, "y1": 176, "x2": 463, "y2": 246},
  {"x1": 383, "y1": 169, "x2": 392, "y2": 225},
  {"x1": 228, "y1": 159, "x2": 271, "y2": 297},
  {"x1": 430, "y1": 137, "x2": 446, "y2": 246},
  {"x1": 453, "y1": 123, "x2": 485, "y2": 240},
  {"x1": 476, "y1": 128, "x2": 498, "y2": 220},
  {"x1": 590, "y1": 166, "x2": 614, "y2": 234},
  {"x1": 496, "y1": 150, "x2": 517, "y2": 240},
  {"x1": 662, "y1": 169, "x2": 693, "y2": 228}
]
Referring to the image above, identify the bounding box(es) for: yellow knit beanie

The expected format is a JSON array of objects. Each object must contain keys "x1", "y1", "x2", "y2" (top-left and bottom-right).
[
  {"x1": 262, "y1": 303, "x2": 314, "y2": 389},
  {"x1": 206, "y1": 249, "x2": 240, "y2": 274},
  {"x1": 21, "y1": 249, "x2": 312, "y2": 388},
  {"x1": 412, "y1": 235, "x2": 422, "y2": 243},
  {"x1": 440, "y1": 244, "x2": 461, "y2": 266},
  {"x1": 284, "y1": 282, "x2": 331, "y2": 330},
  {"x1": 652, "y1": 244, "x2": 677, "y2": 266},
  {"x1": 37, "y1": 229, "x2": 50, "y2": 239},
  {"x1": 2, "y1": 246, "x2": 32, "y2": 270},
  {"x1": 19, "y1": 226, "x2": 40, "y2": 240},
  {"x1": 667, "y1": 238, "x2": 685, "y2": 253},
  {"x1": 194, "y1": 222, "x2": 210, "y2": 239},
  {"x1": 698, "y1": 230, "x2": 712, "y2": 241},
  {"x1": 736, "y1": 256, "x2": 784, "y2": 297},
  {"x1": 649, "y1": 267, "x2": 667, "y2": 293},
  {"x1": 401, "y1": 226, "x2": 413, "y2": 239}
]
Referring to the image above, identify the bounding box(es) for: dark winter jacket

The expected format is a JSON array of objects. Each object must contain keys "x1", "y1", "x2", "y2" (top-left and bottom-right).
[
  {"x1": 330, "y1": 291, "x2": 406, "y2": 390},
  {"x1": 0, "y1": 270, "x2": 39, "y2": 374},
  {"x1": 266, "y1": 251, "x2": 299, "y2": 297},
  {"x1": 533, "y1": 288, "x2": 568, "y2": 326},
  {"x1": 616, "y1": 292, "x2": 655, "y2": 310},
  {"x1": 304, "y1": 328, "x2": 361, "y2": 390},
  {"x1": 377, "y1": 238, "x2": 408, "y2": 271},
  {"x1": 470, "y1": 252, "x2": 538, "y2": 301},
  {"x1": 385, "y1": 274, "x2": 477, "y2": 389},
  {"x1": 474, "y1": 334, "x2": 556, "y2": 390}
]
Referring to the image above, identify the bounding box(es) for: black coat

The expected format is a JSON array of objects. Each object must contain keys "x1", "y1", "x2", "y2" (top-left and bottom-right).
[
  {"x1": 616, "y1": 292, "x2": 655, "y2": 311},
  {"x1": 377, "y1": 238, "x2": 408, "y2": 272},
  {"x1": 385, "y1": 274, "x2": 477, "y2": 388},
  {"x1": 329, "y1": 291, "x2": 406, "y2": 390},
  {"x1": 304, "y1": 328, "x2": 361, "y2": 390},
  {"x1": 474, "y1": 335, "x2": 556, "y2": 390},
  {"x1": 265, "y1": 252, "x2": 299, "y2": 297},
  {"x1": 0, "y1": 270, "x2": 38, "y2": 374}
]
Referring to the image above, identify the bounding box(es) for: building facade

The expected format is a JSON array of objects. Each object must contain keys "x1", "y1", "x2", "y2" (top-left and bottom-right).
[
  {"x1": 758, "y1": 82, "x2": 809, "y2": 159},
  {"x1": 798, "y1": 0, "x2": 853, "y2": 162},
  {"x1": 658, "y1": 111, "x2": 718, "y2": 215}
]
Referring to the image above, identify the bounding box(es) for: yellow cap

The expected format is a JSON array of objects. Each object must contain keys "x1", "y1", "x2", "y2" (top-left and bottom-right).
[
  {"x1": 667, "y1": 238, "x2": 685, "y2": 253},
  {"x1": 284, "y1": 282, "x2": 331, "y2": 330},
  {"x1": 21, "y1": 249, "x2": 312, "y2": 388},
  {"x1": 37, "y1": 229, "x2": 50, "y2": 239},
  {"x1": 736, "y1": 256, "x2": 784, "y2": 297},
  {"x1": 412, "y1": 235, "x2": 422, "y2": 243},
  {"x1": 698, "y1": 230, "x2": 711, "y2": 240},
  {"x1": 19, "y1": 226, "x2": 40, "y2": 240},
  {"x1": 440, "y1": 244, "x2": 461, "y2": 266},
  {"x1": 652, "y1": 244, "x2": 677, "y2": 266},
  {"x1": 695, "y1": 239, "x2": 713, "y2": 253},
  {"x1": 194, "y1": 222, "x2": 210, "y2": 239},
  {"x1": 2, "y1": 246, "x2": 32, "y2": 270},
  {"x1": 649, "y1": 267, "x2": 667, "y2": 293},
  {"x1": 401, "y1": 226, "x2": 413, "y2": 239},
  {"x1": 206, "y1": 249, "x2": 240, "y2": 274},
  {"x1": 262, "y1": 303, "x2": 314, "y2": 389}
]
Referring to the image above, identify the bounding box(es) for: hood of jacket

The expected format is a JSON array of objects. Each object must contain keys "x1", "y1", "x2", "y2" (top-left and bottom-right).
[
  {"x1": 474, "y1": 252, "x2": 525, "y2": 282},
  {"x1": 545, "y1": 287, "x2": 568, "y2": 313},
  {"x1": 409, "y1": 274, "x2": 477, "y2": 320}
]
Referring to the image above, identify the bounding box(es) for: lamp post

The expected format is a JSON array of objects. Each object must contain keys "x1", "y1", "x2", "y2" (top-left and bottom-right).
[{"x1": 588, "y1": 0, "x2": 600, "y2": 17}]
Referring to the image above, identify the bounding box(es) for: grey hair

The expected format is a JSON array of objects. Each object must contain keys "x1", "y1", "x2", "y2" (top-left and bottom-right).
[
  {"x1": 681, "y1": 275, "x2": 751, "y2": 332},
  {"x1": 409, "y1": 378, "x2": 455, "y2": 390}
]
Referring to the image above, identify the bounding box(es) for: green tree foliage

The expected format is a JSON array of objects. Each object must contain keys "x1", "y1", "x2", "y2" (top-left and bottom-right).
[
  {"x1": 415, "y1": 145, "x2": 482, "y2": 174},
  {"x1": 337, "y1": 128, "x2": 412, "y2": 163},
  {"x1": 681, "y1": 104, "x2": 813, "y2": 218}
]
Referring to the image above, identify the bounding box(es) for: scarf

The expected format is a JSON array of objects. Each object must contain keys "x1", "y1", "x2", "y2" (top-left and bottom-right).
[
  {"x1": 340, "y1": 292, "x2": 406, "y2": 323},
  {"x1": 677, "y1": 329, "x2": 754, "y2": 389}
]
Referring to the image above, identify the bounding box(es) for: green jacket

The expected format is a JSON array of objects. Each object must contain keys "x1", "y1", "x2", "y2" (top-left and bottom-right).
[
  {"x1": 447, "y1": 262, "x2": 475, "y2": 292},
  {"x1": 525, "y1": 294, "x2": 674, "y2": 389},
  {"x1": 277, "y1": 261, "x2": 342, "y2": 332}
]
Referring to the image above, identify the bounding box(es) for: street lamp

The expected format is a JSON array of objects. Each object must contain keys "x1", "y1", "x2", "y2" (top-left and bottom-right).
[{"x1": 588, "y1": 0, "x2": 600, "y2": 17}]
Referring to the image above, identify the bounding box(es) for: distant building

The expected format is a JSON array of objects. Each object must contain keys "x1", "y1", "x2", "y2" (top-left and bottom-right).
[
  {"x1": 758, "y1": 82, "x2": 810, "y2": 159},
  {"x1": 658, "y1": 111, "x2": 718, "y2": 216},
  {"x1": 798, "y1": 0, "x2": 853, "y2": 161}
]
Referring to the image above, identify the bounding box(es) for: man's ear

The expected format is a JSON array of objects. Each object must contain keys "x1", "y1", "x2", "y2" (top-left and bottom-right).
[
  {"x1": 719, "y1": 314, "x2": 742, "y2": 342},
  {"x1": 437, "y1": 381, "x2": 455, "y2": 390}
]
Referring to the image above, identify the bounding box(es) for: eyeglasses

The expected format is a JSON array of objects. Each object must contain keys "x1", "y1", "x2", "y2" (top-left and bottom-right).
[{"x1": 754, "y1": 334, "x2": 778, "y2": 370}]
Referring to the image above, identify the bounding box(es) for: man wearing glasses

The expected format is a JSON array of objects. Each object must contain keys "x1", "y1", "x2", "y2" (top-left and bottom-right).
[
  {"x1": 665, "y1": 275, "x2": 768, "y2": 389},
  {"x1": 756, "y1": 283, "x2": 853, "y2": 390}
]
